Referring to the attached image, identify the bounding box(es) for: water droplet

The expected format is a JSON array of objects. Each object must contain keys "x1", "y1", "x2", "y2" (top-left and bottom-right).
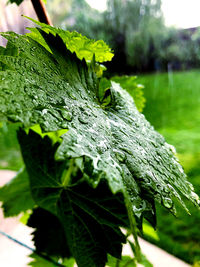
[
  {"x1": 61, "y1": 110, "x2": 72, "y2": 121},
  {"x1": 31, "y1": 47, "x2": 36, "y2": 52},
  {"x1": 78, "y1": 114, "x2": 89, "y2": 124},
  {"x1": 190, "y1": 192, "x2": 200, "y2": 204},
  {"x1": 114, "y1": 149, "x2": 126, "y2": 162},
  {"x1": 178, "y1": 165, "x2": 184, "y2": 174},
  {"x1": 31, "y1": 66, "x2": 36, "y2": 72},
  {"x1": 61, "y1": 122, "x2": 68, "y2": 128},
  {"x1": 120, "y1": 145, "x2": 132, "y2": 155},
  {"x1": 69, "y1": 92, "x2": 76, "y2": 100},
  {"x1": 41, "y1": 109, "x2": 48, "y2": 116},
  {"x1": 186, "y1": 181, "x2": 194, "y2": 191},
  {"x1": 7, "y1": 114, "x2": 19, "y2": 122},
  {"x1": 162, "y1": 197, "x2": 173, "y2": 208}
]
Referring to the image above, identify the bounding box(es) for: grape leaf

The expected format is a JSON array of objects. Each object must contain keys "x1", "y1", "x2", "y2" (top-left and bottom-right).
[
  {"x1": 0, "y1": 168, "x2": 34, "y2": 217},
  {"x1": 25, "y1": 17, "x2": 114, "y2": 63},
  {"x1": 27, "y1": 208, "x2": 71, "y2": 258},
  {"x1": 0, "y1": 28, "x2": 199, "y2": 224},
  {"x1": 28, "y1": 253, "x2": 56, "y2": 267},
  {"x1": 18, "y1": 130, "x2": 127, "y2": 267}
]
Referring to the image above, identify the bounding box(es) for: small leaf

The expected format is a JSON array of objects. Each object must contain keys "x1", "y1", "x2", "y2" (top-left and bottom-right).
[
  {"x1": 140, "y1": 253, "x2": 153, "y2": 267},
  {"x1": 25, "y1": 17, "x2": 114, "y2": 63},
  {"x1": 28, "y1": 253, "x2": 70, "y2": 267},
  {"x1": 0, "y1": 168, "x2": 34, "y2": 217},
  {"x1": 106, "y1": 254, "x2": 136, "y2": 267}
]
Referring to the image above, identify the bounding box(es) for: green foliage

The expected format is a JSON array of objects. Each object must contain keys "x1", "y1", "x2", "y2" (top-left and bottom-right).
[
  {"x1": 64, "y1": 0, "x2": 165, "y2": 72},
  {"x1": 0, "y1": 168, "x2": 34, "y2": 216},
  {"x1": 0, "y1": 23, "x2": 199, "y2": 266},
  {"x1": 106, "y1": 252, "x2": 153, "y2": 267},
  {"x1": 26, "y1": 17, "x2": 114, "y2": 63},
  {"x1": 106, "y1": 255, "x2": 136, "y2": 267},
  {"x1": 28, "y1": 254, "x2": 57, "y2": 267},
  {"x1": 28, "y1": 253, "x2": 75, "y2": 267},
  {"x1": 50, "y1": 0, "x2": 200, "y2": 72}
]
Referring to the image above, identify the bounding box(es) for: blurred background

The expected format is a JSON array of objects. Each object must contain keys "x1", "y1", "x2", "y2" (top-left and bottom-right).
[{"x1": 0, "y1": 0, "x2": 200, "y2": 265}]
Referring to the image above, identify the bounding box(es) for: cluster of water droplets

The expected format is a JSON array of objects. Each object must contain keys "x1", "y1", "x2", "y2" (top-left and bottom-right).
[{"x1": 1, "y1": 31, "x2": 199, "y2": 221}]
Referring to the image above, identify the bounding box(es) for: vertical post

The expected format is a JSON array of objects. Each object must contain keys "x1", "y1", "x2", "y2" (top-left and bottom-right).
[{"x1": 30, "y1": 0, "x2": 52, "y2": 25}]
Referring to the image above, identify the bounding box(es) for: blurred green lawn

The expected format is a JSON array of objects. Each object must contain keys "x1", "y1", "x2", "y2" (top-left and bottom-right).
[
  {"x1": 138, "y1": 70, "x2": 200, "y2": 264},
  {"x1": 0, "y1": 70, "x2": 200, "y2": 264}
]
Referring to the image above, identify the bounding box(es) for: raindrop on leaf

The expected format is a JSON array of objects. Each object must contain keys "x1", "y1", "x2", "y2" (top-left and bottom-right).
[
  {"x1": 61, "y1": 110, "x2": 72, "y2": 121},
  {"x1": 162, "y1": 197, "x2": 173, "y2": 209},
  {"x1": 114, "y1": 149, "x2": 126, "y2": 162}
]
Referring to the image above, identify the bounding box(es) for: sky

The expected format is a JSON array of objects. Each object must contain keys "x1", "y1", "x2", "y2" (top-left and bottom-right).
[{"x1": 85, "y1": 0, "x2": 200, "y2": 29}]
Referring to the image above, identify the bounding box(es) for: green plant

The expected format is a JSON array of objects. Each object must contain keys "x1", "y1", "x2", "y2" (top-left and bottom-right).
[{"x1": 0, "y1": 17, "x2": 199, "y2": 267}]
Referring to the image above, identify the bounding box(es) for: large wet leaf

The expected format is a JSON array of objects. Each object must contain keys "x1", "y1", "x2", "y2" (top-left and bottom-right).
[{"x1": 0, "y1": 28, "x2": 199, "y2": 224}]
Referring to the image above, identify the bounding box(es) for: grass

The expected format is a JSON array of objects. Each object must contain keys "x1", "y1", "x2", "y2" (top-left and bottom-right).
[{"x1": 138, "y1": 69, "x2": 200, "y2": 264}]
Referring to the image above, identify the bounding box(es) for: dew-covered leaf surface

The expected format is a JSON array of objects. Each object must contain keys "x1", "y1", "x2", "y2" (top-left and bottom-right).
[{"x1": 0, "y1": 28, "x2": 199, "y2": 225}]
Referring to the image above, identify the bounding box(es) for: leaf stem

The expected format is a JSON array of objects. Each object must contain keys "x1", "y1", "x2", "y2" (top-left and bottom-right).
[
  {"x1": 61, "y1": 159, "x2": 75, "y2": 187},
  {"x1": 115, "y1": 258, "x2": 120, "y2": 267},
  {"x1": 125, "y1": 200, "x2": 141, "y2": 262},
  {"x1": 31, "y1": 0, "x2": 52, "y2": 25},
  {"x1": 123, "y1": 259, "x2": 135, "y2": 267}
]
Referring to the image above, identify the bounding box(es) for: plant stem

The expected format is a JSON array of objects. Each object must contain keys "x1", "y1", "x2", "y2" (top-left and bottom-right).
[
  {"x1": 125, "y1": 200, "x2": 141, "y2": 262},
  {"x1": 62, "y1": 159, "x2": 75, "y2": 187},
  {"x1": 31, "y1": 0, "x2": 52, "y2": 25},
  {"x1": 123, "y1": 259, "x2": 134, "y2": 267},
  {"x1": 115, "y1": 259, "x2": 120, "y2": 267}
]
